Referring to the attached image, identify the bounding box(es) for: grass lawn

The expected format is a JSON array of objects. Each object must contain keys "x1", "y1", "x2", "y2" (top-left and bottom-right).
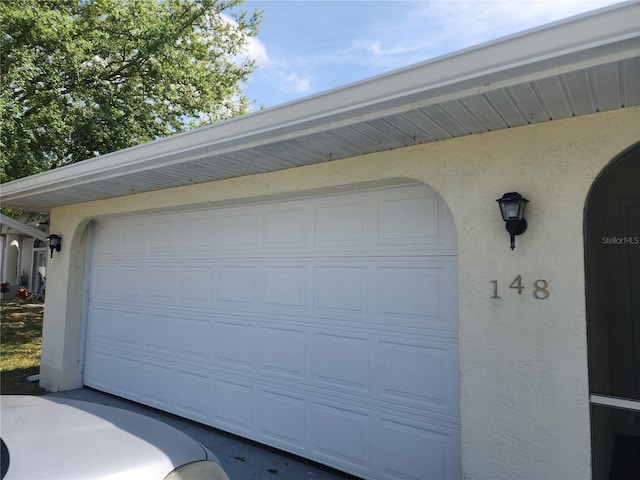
[{"x1": 1, "y1": 303, "x2": 46, "y2": 395}]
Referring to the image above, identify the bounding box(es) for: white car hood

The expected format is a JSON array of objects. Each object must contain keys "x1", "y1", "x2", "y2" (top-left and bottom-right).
[{"x1": 1, "y1": 395, "x2": 210, "y2": 480}]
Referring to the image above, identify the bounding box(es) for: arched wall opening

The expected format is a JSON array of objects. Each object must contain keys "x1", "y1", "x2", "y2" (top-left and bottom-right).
[{"x1": 585, "y1": 142, "x2": 640, "y2": 479}]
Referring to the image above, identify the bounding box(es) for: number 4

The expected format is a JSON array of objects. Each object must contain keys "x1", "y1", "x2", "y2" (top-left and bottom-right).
[{"x1": 509, "y1": 275, "x2": 524, "y2": 294}]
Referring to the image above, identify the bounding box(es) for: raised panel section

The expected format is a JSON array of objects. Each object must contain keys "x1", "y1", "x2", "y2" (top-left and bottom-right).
[
  {"x1": 116, "y1": 310, "x2": 143, "y2": 346},
  {"x1": 150, "y1": 219, "x2": 177, "y2": 251},
  {"x1": 113, "y1": 356, "x2": 139, "y2": 397},
  {"x1": 181, "y1": 214, "x2": 214, "y2": 250},
  {"x1": 313, "y1": 404, "x2": 370, "y2": 470},
  {"x1": 264, "y1": 208, "x2": 306, "y2": 248},
  {"x1": 88, "y1": 308, "x2": 115, "y2": 341},
  {"x1": 178, "y1": 317, "x2": 210, "y2": 359},
  {"x1": 219, "y1": 212, "x2": 256, "y2": 249},
  {"x1": 93, "y1": 224, "x2": 120, "y2": 255},
  {"x1": 120, "y1": 266, "x2": 144, "y2": 299},
  {"x1": 314, "y1": 334, "x2": 369, "y2": 392},
  {"x1": 379, "y1": 195, "x2": 439, "y2": 245},
  {"x1": 260, "y1": 327, "x2": 306, "y2": 378},
  {"x1": 145, "y1": 314, "x2": 173, "y2": 351},
  {"x1": 315, "y1": 266, "x2": 367, "y2": 314},
  {"x1": 121, "y1": 222, "x2": 146, "y2": 253},
  {"x1": 315, "y1": 201, "x2": 366, "y2": 247},
  {"x1": 85, "y1": 351, "x2": 112, "y2": 388},
  {"x1": 379, "y1": 266, "x2": 440, "y2": 318},
  {"x1": 379, "y1": 420, "x2": 460, "y2": 480},
  {"x1": 142, "y1": 363, "x2": 173, "y2": 408},
  {"x1": 259, "y1": 391, "x2": 305, "y2": 450},
  {"x1": 212, "y1": 379, "x2": 253, "y2": 434},
  {"x1": 217, "y1": 266, "x2": 255, "y2": 306},
  {"x1": 90, "y1": 265, "x2": 117, "y2": 299},
  {"x1": 379, "y1": 341, "x2": 459, "y2": 415},
  {"x1": 147, "y1": 267, "x2": 176, "y2": 304},
  {"x1": 176, "y1": 371, "x2": 209, "y2": 420},
  {"x1": 262, "y1": 267, "x2": 306, "y2": 310},
  {"x1": 179, "y1": 267, "x2": 212, "y2": 304},
  {"x1": 216, "y1": 322, "x2": 254, "y2": 367}
]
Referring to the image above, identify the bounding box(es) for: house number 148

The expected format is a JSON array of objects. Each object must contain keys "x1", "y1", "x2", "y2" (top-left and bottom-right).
[{"x1": 490, "y1": 276, "x2": 550, "y2": 300}]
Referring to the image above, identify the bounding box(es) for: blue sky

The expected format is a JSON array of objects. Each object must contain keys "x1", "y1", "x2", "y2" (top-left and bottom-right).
[{"x1": 238, "y1": 0, "x2": 625, "y2": 109}]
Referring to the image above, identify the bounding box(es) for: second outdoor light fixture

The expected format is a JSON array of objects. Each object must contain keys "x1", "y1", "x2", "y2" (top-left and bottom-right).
[
  {"x1": 46, "y1": 234, "x2": 62, "y2": 259},
  {"x1": 496, "y1": 192, "x2": 529, "y2": 250}
]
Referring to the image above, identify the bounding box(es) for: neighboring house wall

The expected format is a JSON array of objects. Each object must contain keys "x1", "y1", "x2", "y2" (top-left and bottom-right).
[
  {"x1": 40, "y1": 106, "x2": 640, "y2": 479},
  {"x1": 1, "y1": 216, "x2": 49, "y2": 296},
  {"x1": 1, "y1": 235, "x2": 32, "y2": 287}
]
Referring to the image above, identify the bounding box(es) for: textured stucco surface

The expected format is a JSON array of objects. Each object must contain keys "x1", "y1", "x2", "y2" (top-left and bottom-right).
[{"x1": 41, "y1": 106, "x2": 640, "y2": 479}]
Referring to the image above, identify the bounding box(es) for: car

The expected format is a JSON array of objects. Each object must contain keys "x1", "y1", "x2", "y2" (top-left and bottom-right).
[{"x1": 0, "y1": 395, "x2": 229, "y2": 480}]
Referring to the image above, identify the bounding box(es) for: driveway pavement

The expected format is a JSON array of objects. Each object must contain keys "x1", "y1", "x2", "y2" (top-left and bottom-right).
[{"x1": 49, "y1": 388, "x2": 359, "y2": 480}]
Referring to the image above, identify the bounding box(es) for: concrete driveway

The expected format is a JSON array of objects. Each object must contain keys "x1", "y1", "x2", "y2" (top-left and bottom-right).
[{"x1": 50, "y1": 388, "x2": 359, "y2": 480}]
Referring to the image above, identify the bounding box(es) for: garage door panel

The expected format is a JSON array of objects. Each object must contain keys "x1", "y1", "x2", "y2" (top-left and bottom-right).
[
  {"x1": 259, "y1": 327, "x2": 306, "y2": 378},
  {"x1": 113, "y1": 356, "x2": 141, "y2": 398},
  {"x1": 314, "y1": 266, "x2": 368, "y2": 315},
  {"x1": 258, "y1": 390, "x2": 306, "y2": 451},
  {"x1": 147, "y1": 266, "x2": 176, "y2": 304},
  {"x1": 261, "y1": 266, "x2": 306, "y2": 310},
  {"x1": 87, "y1": 307, "x2": 116, "y2": 341},
  {"x1": 313, "y1": 402, "x2": 371, "y2": 471},
  {"x1": 90, "y1": 264, "x2": 118, "y2": 299},
  {"x1": 217, "y1": 265, "x2": 257, "y2": 306},
  {"x1": 120, "y1": 266, "x2": 145, "y2": 299},
  {"x1": 379, "y1": 340, "x2": 460, "y2": 416},
  {"x1": 93, "y1": 223, "x2": 121, "y2": 255},
  {"x1": 379, "y1": 418, "x2": 461, "y2": 480},
  {"x1": 142, "y1": 362, "x2": 173, "y2": 408},
  {"x1": 121, "y1": 222, "x2": 146, "y2": 254},
  {"x1": 313, "y1": 333, "x2": 370, "y2": 392},
  {"x1": 378, "y1": 261, "x2": 457, "y2": 330},
  {"x1": 179, "y1": 266, "x2": 213, "y2": 304},
  {"x1": 85, "y1": 350, "x2": 113, "y2": 390},
  {"x1": 315, "y1": 199, "x2": 368, "y2": 248},
  {"x1": 219, "y1": 210, "x2": 258, "y2": 250},
  {"x1": 145, "y1": 313, "x2": 173, "y2": 352},
  {"x1": 177, "y1": 316, "x2": 210, "y2": 360},
  {"x1": 215, "y1": 321, "x2": 254, "y2": 367},
  {"x1": 181, "y1": 213, "x2": 215, "y2": 250},
  {"x1": 263, "y1": 206, "x2": 307, "y2": 248},
  {"x1": 85, "y1": 184, "x2": 460, "y2": 479},
  {"x1": 378, "y1": 193, "x2": 439, "y2": 245},
  {"x1": 212, "y1": 378, "x2": 254, "y2": 434},
  {"x1": 150, "y1": 218, "x2": 178, "y2": 252},
  {"x1": 175, "y1": 370, "x2": 210, "y2": 420},
  {"x1": 116, "y1": 310, "x2": 143, "y2": 346}
]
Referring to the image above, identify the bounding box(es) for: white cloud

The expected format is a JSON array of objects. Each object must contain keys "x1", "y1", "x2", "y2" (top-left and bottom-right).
[{"x1": 282, "y1": 72, "x2": 312, "y2": 93}]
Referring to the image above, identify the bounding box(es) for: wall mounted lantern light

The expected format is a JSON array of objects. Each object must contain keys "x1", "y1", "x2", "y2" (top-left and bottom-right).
[
  {"x1": 46, "y1": 234, "x2": 62, "y2": 258},
  {"x1": 496, "y1": 192, "x2": 529, "y2": 250}
]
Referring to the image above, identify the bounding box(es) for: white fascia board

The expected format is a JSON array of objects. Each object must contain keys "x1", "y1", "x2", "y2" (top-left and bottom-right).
[{"x1": 1, "y1": 2, "x2": 639, "y2": 208}]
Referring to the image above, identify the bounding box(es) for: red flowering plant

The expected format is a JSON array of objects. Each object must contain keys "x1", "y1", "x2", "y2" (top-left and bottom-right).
[{"x1": 16, "y1": 288, "x2": 31, "y2": 300}]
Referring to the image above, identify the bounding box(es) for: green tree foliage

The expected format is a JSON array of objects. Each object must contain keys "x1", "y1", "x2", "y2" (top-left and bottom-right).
[{"x1": 0, "y1": 0, "x2": 261, "y2": 182}]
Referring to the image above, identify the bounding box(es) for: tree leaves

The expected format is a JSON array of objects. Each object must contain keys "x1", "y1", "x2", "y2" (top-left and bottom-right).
[{"x1": 1, "y1": 0, "x2": 261, "y2": 182}]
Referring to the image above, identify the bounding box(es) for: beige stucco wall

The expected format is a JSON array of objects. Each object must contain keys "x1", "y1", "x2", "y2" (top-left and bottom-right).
[{"x1": 41, "y1": 105, "x2": 640, "y2": 479}]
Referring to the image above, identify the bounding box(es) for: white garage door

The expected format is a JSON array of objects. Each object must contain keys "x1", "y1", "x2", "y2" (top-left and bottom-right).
[{"x1": 84, "y1": 183, "x2": 460, "y2": 479}]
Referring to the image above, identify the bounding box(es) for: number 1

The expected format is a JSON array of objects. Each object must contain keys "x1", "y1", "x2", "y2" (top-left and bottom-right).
[{"x1": 490, "y1": 280, "x2": 501, "y2": 298}]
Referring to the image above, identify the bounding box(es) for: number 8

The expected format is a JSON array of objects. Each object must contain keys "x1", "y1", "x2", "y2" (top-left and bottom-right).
[{"x1": 533, "y1": 279, "x2": 550, "y2": 299}]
